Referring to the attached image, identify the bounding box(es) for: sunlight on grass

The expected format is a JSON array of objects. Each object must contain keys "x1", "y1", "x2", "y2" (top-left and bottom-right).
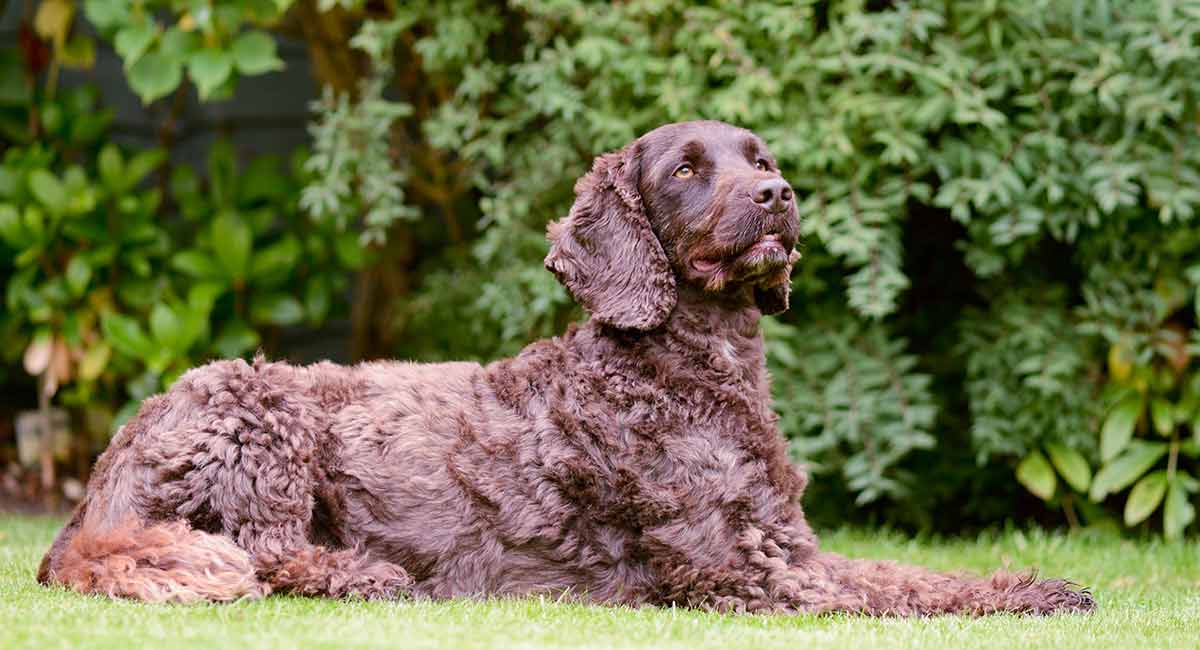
[{"x1": 2, "y1": 515, "x2": 1197, "y2": 650}]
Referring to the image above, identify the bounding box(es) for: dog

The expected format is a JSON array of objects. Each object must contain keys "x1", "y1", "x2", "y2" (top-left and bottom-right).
[{"x1": 38, "y1": 120, "x2": 1094, "y2": 615}]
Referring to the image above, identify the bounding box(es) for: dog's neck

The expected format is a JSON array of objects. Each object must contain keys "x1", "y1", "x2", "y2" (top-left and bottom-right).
[{"x1": 583, "y1": 283, "x2": 768, "y2": 388}]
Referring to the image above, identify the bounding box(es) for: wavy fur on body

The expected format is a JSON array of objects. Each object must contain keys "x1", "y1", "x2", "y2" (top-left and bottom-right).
[{"x1": 39, "y1": 122, "x2": 1094, "y2": 615}]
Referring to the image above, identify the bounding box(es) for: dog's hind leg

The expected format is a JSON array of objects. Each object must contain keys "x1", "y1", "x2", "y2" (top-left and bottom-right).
[
  {"x1": 734, "y1": 526, "x2": 1093, "y2": 616},
  {"x1": 194, "y1": 357, "x2": 413, "y2": 600}
]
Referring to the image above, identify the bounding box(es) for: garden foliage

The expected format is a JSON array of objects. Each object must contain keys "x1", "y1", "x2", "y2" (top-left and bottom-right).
[{"x1": 6, "y1": 0, "x2": 1200, "y2": 536}]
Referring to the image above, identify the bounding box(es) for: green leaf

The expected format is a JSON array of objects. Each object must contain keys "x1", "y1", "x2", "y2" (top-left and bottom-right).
[
  {"x1": 114, "y1": 20, "x2": 157, "y2": 67},
  {"x1": 1045, "y1": 442, "x2": 1092, "y2": 493},
  {"x1": 28, "y1": 170, "x2": 67, "y2": 214},
  {"x1": 212, "y1": 320, "x2": 260, "y2": 358},
  {"x1": 0, "y1": 203, "x2": 28, "y2": 246},
  {"x1": 250, "y1": 293, "x2": 304, "y2": 326},
  {"x1": 127, "y1": 51, "x2": 183, "y2": 104},
  {"x1": 123, "y1": 149, "x2": 166, "y2": 189},
  {"x1": 1101, "y1": 394, "x2": 1143, "y2": 462},
  {"x1": 250, "y1": 236, "x2": 301, "y2": 283},
  {"x1": 187, "y1": 281, "x2": 225, "y2": 314},
  {"x1": 1124, "y1": 471, "x2": 1168, "y2": 526},
  {"x1": 159, "y1": 27, "x2": 200, "y2": 65},
  {"x1": 149, "y1": 303, "x2": 187, "y2": 353},
  {"x1": 1016, "y1": 450, "x2": 1056, "y2": 501},
  {"x1": 334, "y1": 231, "x2": 368, "y2": 269},
  {"x1": 1164, "y1": 478, "x2": 1196, "y2": 541},
  {"x1": 101, "y1": 312, "x2": 155, "y2": 360},
  {"x1": 188, "y1": 48, "x2": 234, "y2": 100},
  {"x1": 1090, "y1": 441, "x2": 1169, "y2": 502},
  {"x1": 65, "y1": 255, "x2": 92, "y2": 297},
  {"x1": 98, "y1": 144, "x2": 124, "y2": 191},
  {"x1": 231, "y1": 31, "x2": 284, "y2": 75},
  {"x1": 1151, "y1": 398, "x2": 1175, "y2": 437},
  {"x1": 83, "y1": 0, "x2": 131, "y2": 35},
  {"x1": 171, "y1": 250, "x2": 222, "y2": 279},
  {"x1": 211, "y1": 212, "x2": 253, "y2": 281}
]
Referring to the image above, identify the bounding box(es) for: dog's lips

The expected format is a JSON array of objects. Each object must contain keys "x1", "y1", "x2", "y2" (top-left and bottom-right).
[
  {"x1": 692, "y1": 233, "x2": 791, "y2": 275},
  {"x1": 746, "y1": 233, "x2": 786, "y2": 257}
]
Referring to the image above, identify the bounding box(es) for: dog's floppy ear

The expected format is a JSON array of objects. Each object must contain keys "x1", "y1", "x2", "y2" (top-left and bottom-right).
[
  {"x1": 753, "y1": 249, "x2": 801, "y2": 316},
  {"x1": 545, "y1": 144, "x2": 676, "y2": 330}
]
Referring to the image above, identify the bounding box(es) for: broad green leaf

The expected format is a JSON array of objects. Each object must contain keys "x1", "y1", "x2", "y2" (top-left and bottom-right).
[
  {"x1": 188, "y1": 48, "x2": 234, "y2": 100},
  {"x1": 127, "y1": 52, "x2": 183, "y2": 104},
  {"x1": 211, "y1": 212, "x2": 253, "y2": 281},
  {"x1": 187, "y1": 281, "x2": 225, "y2": 314},
  {"x1": 28, "y1": 169, "x2": 67, "y2": 214},
  {"x1": 1090, "y1": 441, "x2": 1168, "y2": 502},
  {"x1": 101, "y1": 312, "x2": 155, "y2": 359},
  {"x1": 114, "y1": 20, "x2": 156, "y2": 66},
  {"x1": 1164, "y1": 478, "x2": 1196, "y2": 541},
  {"x1": 212, "y1": 320, "x2": 260, "y2": 358},
  {"x1": 159, "y1": 27, "x2": 200, "y2": 65},
  {"x1": 84, "y1": 0, "x2": 131, "y2": 35},
  {"x1": 0, "y1": 203, "x2": 27, "y2": 246},
  {"x1": 98, "y1": 144, "x2": 123, "y2": 191},
  {"x1": 334, "y1": 231, "x2": 368, "y2": 269},
  {"x1": 249, "y1": 236, "x2": 301, "y2": 282},
  {"x1": 149, "y1": 303, "x2": 187, "y2": 353},
  {"x1": 250, "y1": 294, "x2": 304, "y2": 326},
  {"x1": 1101, "y1": 394, "x2": 1143, "y2": 462},
  {"x1": 1016, "y1": 450, "x2": 1056, "y2": 501},
  {"x1": 123, "y1": 149, "x2": 166, "y2": 189},
  {"x1": 1045, "y1": 442, "x2": 1092, "y2": 493},
  {"x1": 231, "y1": 31, "x2": 284, "y2": 75},
  {"x1": 1151, "y1": 398, "x2": 1174, "y2": 437},
  {"x1": 171, "y1": 250, "x2": 221, "y2": 279},
  {"x1": 65, "y1": 255, "x2": 92, "y2": 297},
  {"x1": 1125, "y1": 471, "x2": 1168, "y2": 526}
]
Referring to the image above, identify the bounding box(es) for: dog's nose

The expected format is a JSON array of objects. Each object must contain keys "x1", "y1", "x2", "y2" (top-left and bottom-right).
[{"x1": 751, "y1": 178, "x2": 793, "y2": 212}]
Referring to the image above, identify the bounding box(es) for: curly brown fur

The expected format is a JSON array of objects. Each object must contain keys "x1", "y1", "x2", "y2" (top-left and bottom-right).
[{"x1": 39, "y1": 121, "x2": 1094, "y2": 616}]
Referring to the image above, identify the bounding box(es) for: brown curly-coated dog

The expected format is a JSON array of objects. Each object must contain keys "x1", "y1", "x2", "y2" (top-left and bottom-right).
[{"x1": 39, "y1": 121, "x2": 1094, "y2": 615}]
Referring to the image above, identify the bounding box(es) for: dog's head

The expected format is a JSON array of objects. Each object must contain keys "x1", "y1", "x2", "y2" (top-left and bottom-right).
[{"x1": 545, "y1": 120, "x2": 800, "y2": 330}]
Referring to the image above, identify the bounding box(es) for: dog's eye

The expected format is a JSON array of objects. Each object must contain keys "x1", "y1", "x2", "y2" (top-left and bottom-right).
[
  {"x1": 673, "y1": 165, "x2": 694, "y2": 179},
  {"x1": 755, "y1": 159, "x2": 770, "y2": 172}
]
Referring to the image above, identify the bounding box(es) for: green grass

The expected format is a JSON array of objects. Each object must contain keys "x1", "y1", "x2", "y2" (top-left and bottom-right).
[{"x1": 1, "y1": 515, "x2": 1197, "y2": 649}]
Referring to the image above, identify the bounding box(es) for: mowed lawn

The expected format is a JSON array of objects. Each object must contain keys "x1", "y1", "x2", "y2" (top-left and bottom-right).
[{"x1": 1, "y1": 515, "x2": 1197, "y2": 650}]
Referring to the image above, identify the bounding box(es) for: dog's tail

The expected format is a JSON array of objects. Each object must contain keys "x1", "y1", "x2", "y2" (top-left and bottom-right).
[
  {"x1": 38, "y1": 494, "x2": 267, "y2": 604},
  {"x1": 809, "y1": 551, "x2": 1095, "y2": 616}
]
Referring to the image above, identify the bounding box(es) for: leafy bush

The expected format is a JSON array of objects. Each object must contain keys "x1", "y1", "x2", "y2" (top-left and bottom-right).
[
  {"x1": 12, "y1": 0, "x2": 1200, "y2": 536},
  {"x1": 0, "y1": 8, "x2": 364, "y2": 484},
  {"x1": 292, "y1": 0, "x2": 1200, "y2": 536}
]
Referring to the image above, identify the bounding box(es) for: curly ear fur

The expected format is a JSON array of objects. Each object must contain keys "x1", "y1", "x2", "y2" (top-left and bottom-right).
[
  {"x1": 753, "y1": 249, "x2": 801, "y2": 316},
  {"x1": 545, "y1": 145, "x2": 677, "y2": 330}
]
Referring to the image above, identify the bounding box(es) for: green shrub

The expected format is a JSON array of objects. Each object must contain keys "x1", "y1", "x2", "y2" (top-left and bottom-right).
[
  {"x1": 13, "y1": 0, "x2": 1200, "y2": 536},
  {"x1": 293, "y1": 0, "x2": 1200, "y2": 535},
  {"x1": 0, "y1": 28, "x2": 362, "y2": 471}
]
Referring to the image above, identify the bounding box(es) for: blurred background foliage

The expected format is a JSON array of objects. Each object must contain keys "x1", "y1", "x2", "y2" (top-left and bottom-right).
[{"x1": 3, "y1": 0, "x2": 1200, "y2": 539}]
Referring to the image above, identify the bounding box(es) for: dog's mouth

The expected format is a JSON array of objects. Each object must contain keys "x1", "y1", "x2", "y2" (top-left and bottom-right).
[{"x1": 692, "y1": 232, "x2": 790, "y2": 275}]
